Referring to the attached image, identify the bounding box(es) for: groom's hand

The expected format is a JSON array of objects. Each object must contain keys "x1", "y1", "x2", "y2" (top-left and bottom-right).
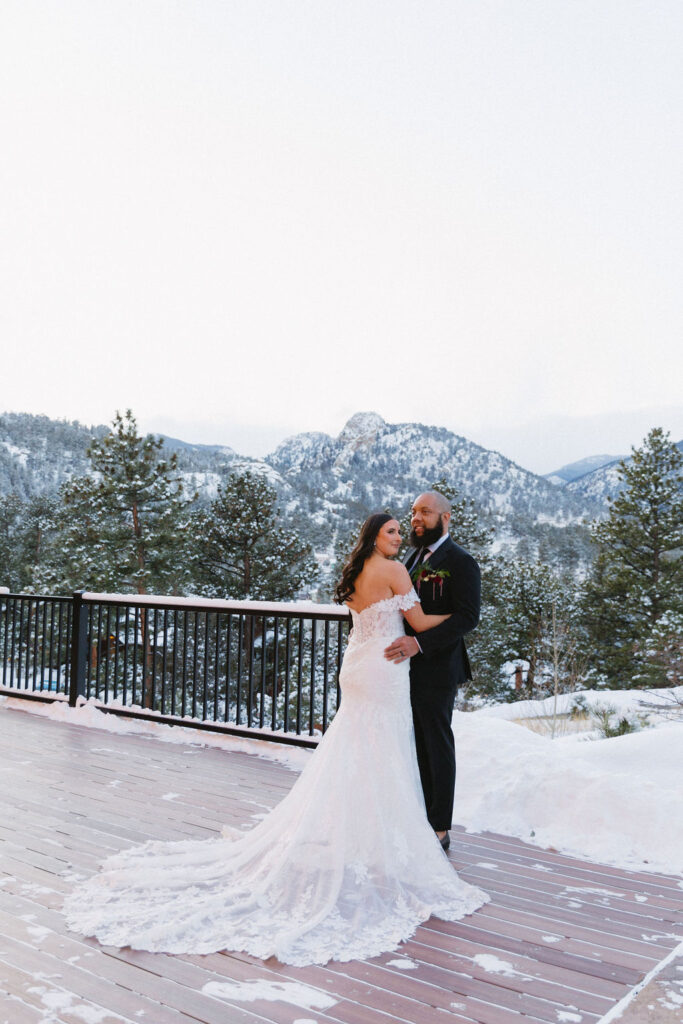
[{"x1": 384, "y1": 636, "x2": 420, "y2": 662}]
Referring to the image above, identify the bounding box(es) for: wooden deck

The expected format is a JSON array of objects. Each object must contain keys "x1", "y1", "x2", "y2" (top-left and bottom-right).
[{"x1": 1, "y1": 702, "x2": 681, "y2": 1024}]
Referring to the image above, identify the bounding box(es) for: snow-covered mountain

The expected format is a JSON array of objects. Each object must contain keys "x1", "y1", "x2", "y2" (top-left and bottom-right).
[
  {"x1": 0, "y1": 410, "x2": 610, "y2": 570},
  {"x1": 558, "y1": 440, "x2": 683, "y2": 505},
  {"x1": 0, "y1": 413, "x2": 266, "y2": 501},
  {"x1": 544, "y1": 453, "x2": 622, "y2": 486},
  {"x1": 269, "y1": 412, "x2": 600, "y2": 527}
]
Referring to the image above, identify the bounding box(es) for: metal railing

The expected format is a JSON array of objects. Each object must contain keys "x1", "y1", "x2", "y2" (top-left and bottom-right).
[
  {"x1": 0, "y1": 593, "x2": 73, "y2": 696},
  {"x1": 0, "y1": 590, "x2": 350, "y2": 748}
]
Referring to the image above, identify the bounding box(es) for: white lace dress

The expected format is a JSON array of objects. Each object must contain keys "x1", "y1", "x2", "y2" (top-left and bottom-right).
[{"x1": 63, "y1": 590, "x2": 488, "y2": 966}]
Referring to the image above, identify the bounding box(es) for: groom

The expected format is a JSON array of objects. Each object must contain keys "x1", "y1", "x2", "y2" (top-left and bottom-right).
[{"x1": 384, "y1": 491, "x2": 480, "y2": 851}]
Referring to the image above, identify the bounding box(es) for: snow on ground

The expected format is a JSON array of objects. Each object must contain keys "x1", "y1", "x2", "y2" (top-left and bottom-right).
[
  {"x1": 0, "y1": 694, "x2": 311, "y2": 770},
  {"x1": 474, "y1": 686, "x2": 681, "y2": 723},
  {"x1": 2, "y1": 688, "x2": 682, "y2": 876},
  {"x1": 453, "y1": 709, "x2": 682, "y2": 875}
]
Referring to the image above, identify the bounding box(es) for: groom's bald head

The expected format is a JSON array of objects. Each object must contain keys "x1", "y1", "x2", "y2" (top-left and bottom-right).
[
  {"x1": 410, "y1": 491, "x2": 451, "y2": 546},
  {"x1": 415, "y1": 490, "x2": 451, "y2": 516}
]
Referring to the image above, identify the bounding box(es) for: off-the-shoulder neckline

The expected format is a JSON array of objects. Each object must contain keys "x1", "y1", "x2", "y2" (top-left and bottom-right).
[{"x1": 345, "y1": 591, "x2": 416, "y2": 617}]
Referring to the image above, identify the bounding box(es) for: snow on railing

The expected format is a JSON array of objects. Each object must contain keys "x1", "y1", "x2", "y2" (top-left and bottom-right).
[{"x1": 0, "y1": 590, "x2": 350, "y2": 746}]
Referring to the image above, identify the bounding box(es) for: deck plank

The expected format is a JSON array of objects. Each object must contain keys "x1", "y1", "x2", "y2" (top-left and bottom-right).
[{"x1": 1, "y1": 702, "x2": 681, "y2": 1024}]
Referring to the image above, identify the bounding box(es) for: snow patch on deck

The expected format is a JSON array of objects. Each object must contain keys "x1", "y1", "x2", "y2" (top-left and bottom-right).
[{"x1": 202, "y1": 979, "x2": 337, "y2": 1009}]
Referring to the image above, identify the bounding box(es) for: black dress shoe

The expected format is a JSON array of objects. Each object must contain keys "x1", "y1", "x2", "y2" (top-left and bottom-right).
[{"x1": 438, "y1": 832, "x2": 450, "y2": 851}]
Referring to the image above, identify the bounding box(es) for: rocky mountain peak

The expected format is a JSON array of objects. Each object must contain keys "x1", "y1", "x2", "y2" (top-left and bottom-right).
[{"x1": 337, "y1": 412, "x2": 386, "y2": 449}]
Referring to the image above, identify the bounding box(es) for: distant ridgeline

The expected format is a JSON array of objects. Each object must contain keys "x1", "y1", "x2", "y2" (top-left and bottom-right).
[{"x1": 1, "y1": 409, "x2": 665, "y2": 573}]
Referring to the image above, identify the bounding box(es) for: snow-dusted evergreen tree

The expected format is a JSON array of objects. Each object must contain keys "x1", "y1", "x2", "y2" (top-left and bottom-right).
[
  {"x1": 583, "y1": 428, "x2": 683, "y2": 688},
  {"x1": 188, "y1": 469, "x2": 319, "y2": 726},
  {"x1": 0, "y1": 494, "x2": 23, "y2": 590},
  {"x1": 31, "y1": 411, "x2": 196, "y2": 708},
  {"x1": 0, "y1": 493, "x2": 58, "y2": 591},
  {"x1": 190, "y1": 469, "x2": 316, "y2": 600},
  {"x1": 470, "y1": 558, "x2": 585, "y2": 702},
  {"x1": 33, "y1": 410, "x2": 194, "y2": 596},
  {"x1": 641, "y1": 610, "x2": 683, "y2": 687}
]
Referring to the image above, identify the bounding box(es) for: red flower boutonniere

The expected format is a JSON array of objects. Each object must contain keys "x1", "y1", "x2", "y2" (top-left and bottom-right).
[{"x1": 410, "y1": 561, "x2": 451, "y2": 598}]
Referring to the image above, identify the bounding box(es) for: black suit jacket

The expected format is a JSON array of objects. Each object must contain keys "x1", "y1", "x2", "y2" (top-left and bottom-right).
[{"x1": 403, "y1": 536, "x2": 480, "y2": 687}]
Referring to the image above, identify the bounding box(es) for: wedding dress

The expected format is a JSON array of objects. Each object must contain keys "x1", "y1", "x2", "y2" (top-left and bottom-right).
[{"x1": 64, "y1": 589, "x2": 488, "y2": 966}]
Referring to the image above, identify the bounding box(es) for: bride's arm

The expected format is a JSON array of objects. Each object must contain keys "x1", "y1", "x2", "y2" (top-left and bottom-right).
[
  {"x1": 403, "y1": 604, "x2": 450, "y2": 633},
  {"x1": 388, "y1": 564, "x2": 451, "y2": 633}
]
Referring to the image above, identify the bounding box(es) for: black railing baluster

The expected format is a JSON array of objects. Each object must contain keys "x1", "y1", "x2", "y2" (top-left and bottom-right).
[
  {"x1": 259, "y1": 615, "x2": 266, "y2": 728},
  {"x1": 322, "y1": 620, "x2": 330, "y2": 733},
  {"x1": 247, "y1": 615, "x2": 255, "y2": 728},
  {"x1": 17, "y1": 599, "x2": 26, "y2": 689},
  {"x1": 181, "y1": 611, "x2": 189, "y2": 716},
  {"x1": 9, "y1": 598, "x2": 17, "y2": 686},
  {"x1": 296, "y1": 617, "x2": 304, "y2": 734},
  {"x1": 103, "y1": 605, "x2": 112, "y2": 703},
  {"x1": 63, "y1": 601, "x2": 71, "y2": 690},
  {"x1": 69, "y1": 592, "x2": 89, "y2": 707},
  {"x1": 161, "y1": 609, "x2": 168, "y2": 714},
  {"x1": 170, "y1": 610, "x2": 178, "y2": 716},
  {"x1": 271, "y1": 616, "x2": 280, "y2": 732},
  {"x1": 224, "y1": 613, "x2": 232, "y2": 722},
  {"x1": 191, "y1": 611, "x2": 199, "y2": 719},
  {"x1": 284, "y1": 618, "x2": 291, "y2": 733},
  {"x1": 309, "y1": 620, "x2": 317, "y2": 735},
  {"x1": 202, "y1": 612, "x2": 210, "y2": 720},
  {"x1": 40, "y1": 600, "x2": 48, "y2": 690},
  {"x1": 46, "y1": 601, "x2": 55, "y2": 690},
  {"x1": 236, "y1": 615, "x2": 244, "y2": 725},
  {"x1": 113, "y1": 606, "x2": 120, "y2": 700},
  {"x1": 31, "y1": 599, "x2": 40, "y2": 689},
  {"x1": 122, "y1": 607, "x2": 130, "y2": 705},
  {"x1": 23, "y1": 599, "x2": 29, "y2": 688},
  {"x1": 55, "y1": 601, "x2": 62, "y2": 690},
  {"x1": 1, "y1": 595, "x2": 8, "y2": 687},
  {"x1": 95, "y1": 603, "x2": 103, "y2": 698},
  {"x1": 132, "y1": 607, "x2": 140, "y2": 705},
  {"x1": 213, "y1": 613, "x2": 220, "y2": 722},
  {"x1": 151, "y1": 606, "x2": 159, "y2": 711}
]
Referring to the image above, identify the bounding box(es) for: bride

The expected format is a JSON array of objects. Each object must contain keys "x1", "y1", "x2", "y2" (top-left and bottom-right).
[{"x1": 64, "y1": 513, "x2": 488, "y2": 966}]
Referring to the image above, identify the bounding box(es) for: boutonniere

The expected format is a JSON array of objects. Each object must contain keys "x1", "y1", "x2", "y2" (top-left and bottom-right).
[{"x1": 410, "y1": 561, "x2": 451, "y2": 598}]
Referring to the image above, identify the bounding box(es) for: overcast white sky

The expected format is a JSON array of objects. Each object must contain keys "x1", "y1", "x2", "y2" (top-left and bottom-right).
[{"x1": 1, "y1": 1, "x2": 682, "y2": 473}]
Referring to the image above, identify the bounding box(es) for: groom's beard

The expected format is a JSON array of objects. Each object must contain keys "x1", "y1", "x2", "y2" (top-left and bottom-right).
[{"x1": 409, "y1": 520, "x2": 445, "y2": 549}]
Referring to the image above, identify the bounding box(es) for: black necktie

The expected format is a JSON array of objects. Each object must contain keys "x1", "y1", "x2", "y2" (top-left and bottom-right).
[{"x1": 408, "y1": 548, "x2": 427, "y2": 572}]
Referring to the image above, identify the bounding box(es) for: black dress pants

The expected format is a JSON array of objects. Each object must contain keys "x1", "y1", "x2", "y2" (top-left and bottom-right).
[{"x1": 410, "y1": 677, "x2": 457, "y2": 832}]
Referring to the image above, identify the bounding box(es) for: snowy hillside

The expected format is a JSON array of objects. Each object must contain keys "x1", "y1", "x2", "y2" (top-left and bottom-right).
[
  {"x1": 0, "y1": 412, "x2": 266, "y2": 501},
  {"x1": 544, "y1": 453, "x2": 622, "y2": 485},
  {"x1": 268, "y1": 411, "x2": 601, "y2": 530},
  {"x1": 552, "y1": 441, "x2": 682, "y2": 504},
  {"x1": 0, "y1": 409, "x2": 606, "y2": 569}
]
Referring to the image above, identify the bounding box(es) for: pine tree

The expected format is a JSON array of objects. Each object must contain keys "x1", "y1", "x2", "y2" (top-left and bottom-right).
[
  {"x1": 17, "y1": 494, "x2": 60, "y2": 591},
  {"x1": 583, "y1": 428, "x2": 683, "y2": 688},
  {"x1": 32, "y1": 411, "x2": 196, "y2": 707},
  {"x1": 0, "y1": 494, "x2": 23, "y2": 590},
  {"x1": 471, "y1": 557, "x2": 585, "y2": 701},
  {"x1": 190, "y1": 469, "x2": 317, "y2": 601},
  {"x1": 34, "y1": 410, "x2": 194, "y2": 596}
]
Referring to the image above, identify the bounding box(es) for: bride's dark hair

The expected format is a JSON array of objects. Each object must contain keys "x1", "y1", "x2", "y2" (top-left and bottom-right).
[{"x1": 334, "y1": 513, "x2": 394, "y2": 605}]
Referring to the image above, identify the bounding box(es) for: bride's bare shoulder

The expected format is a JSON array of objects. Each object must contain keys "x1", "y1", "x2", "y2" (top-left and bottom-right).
[{"x1": 385, "y1": 560, "x2": 412, "y2": 591}]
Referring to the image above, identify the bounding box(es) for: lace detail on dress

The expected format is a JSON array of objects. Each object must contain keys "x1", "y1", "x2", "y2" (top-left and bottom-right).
[
  {"x1": 347, "y1": 588, "x2": 419, "y2": 645},
  {"x1": 63, "y1": 580, "x2": 488, "y2": 966}
]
